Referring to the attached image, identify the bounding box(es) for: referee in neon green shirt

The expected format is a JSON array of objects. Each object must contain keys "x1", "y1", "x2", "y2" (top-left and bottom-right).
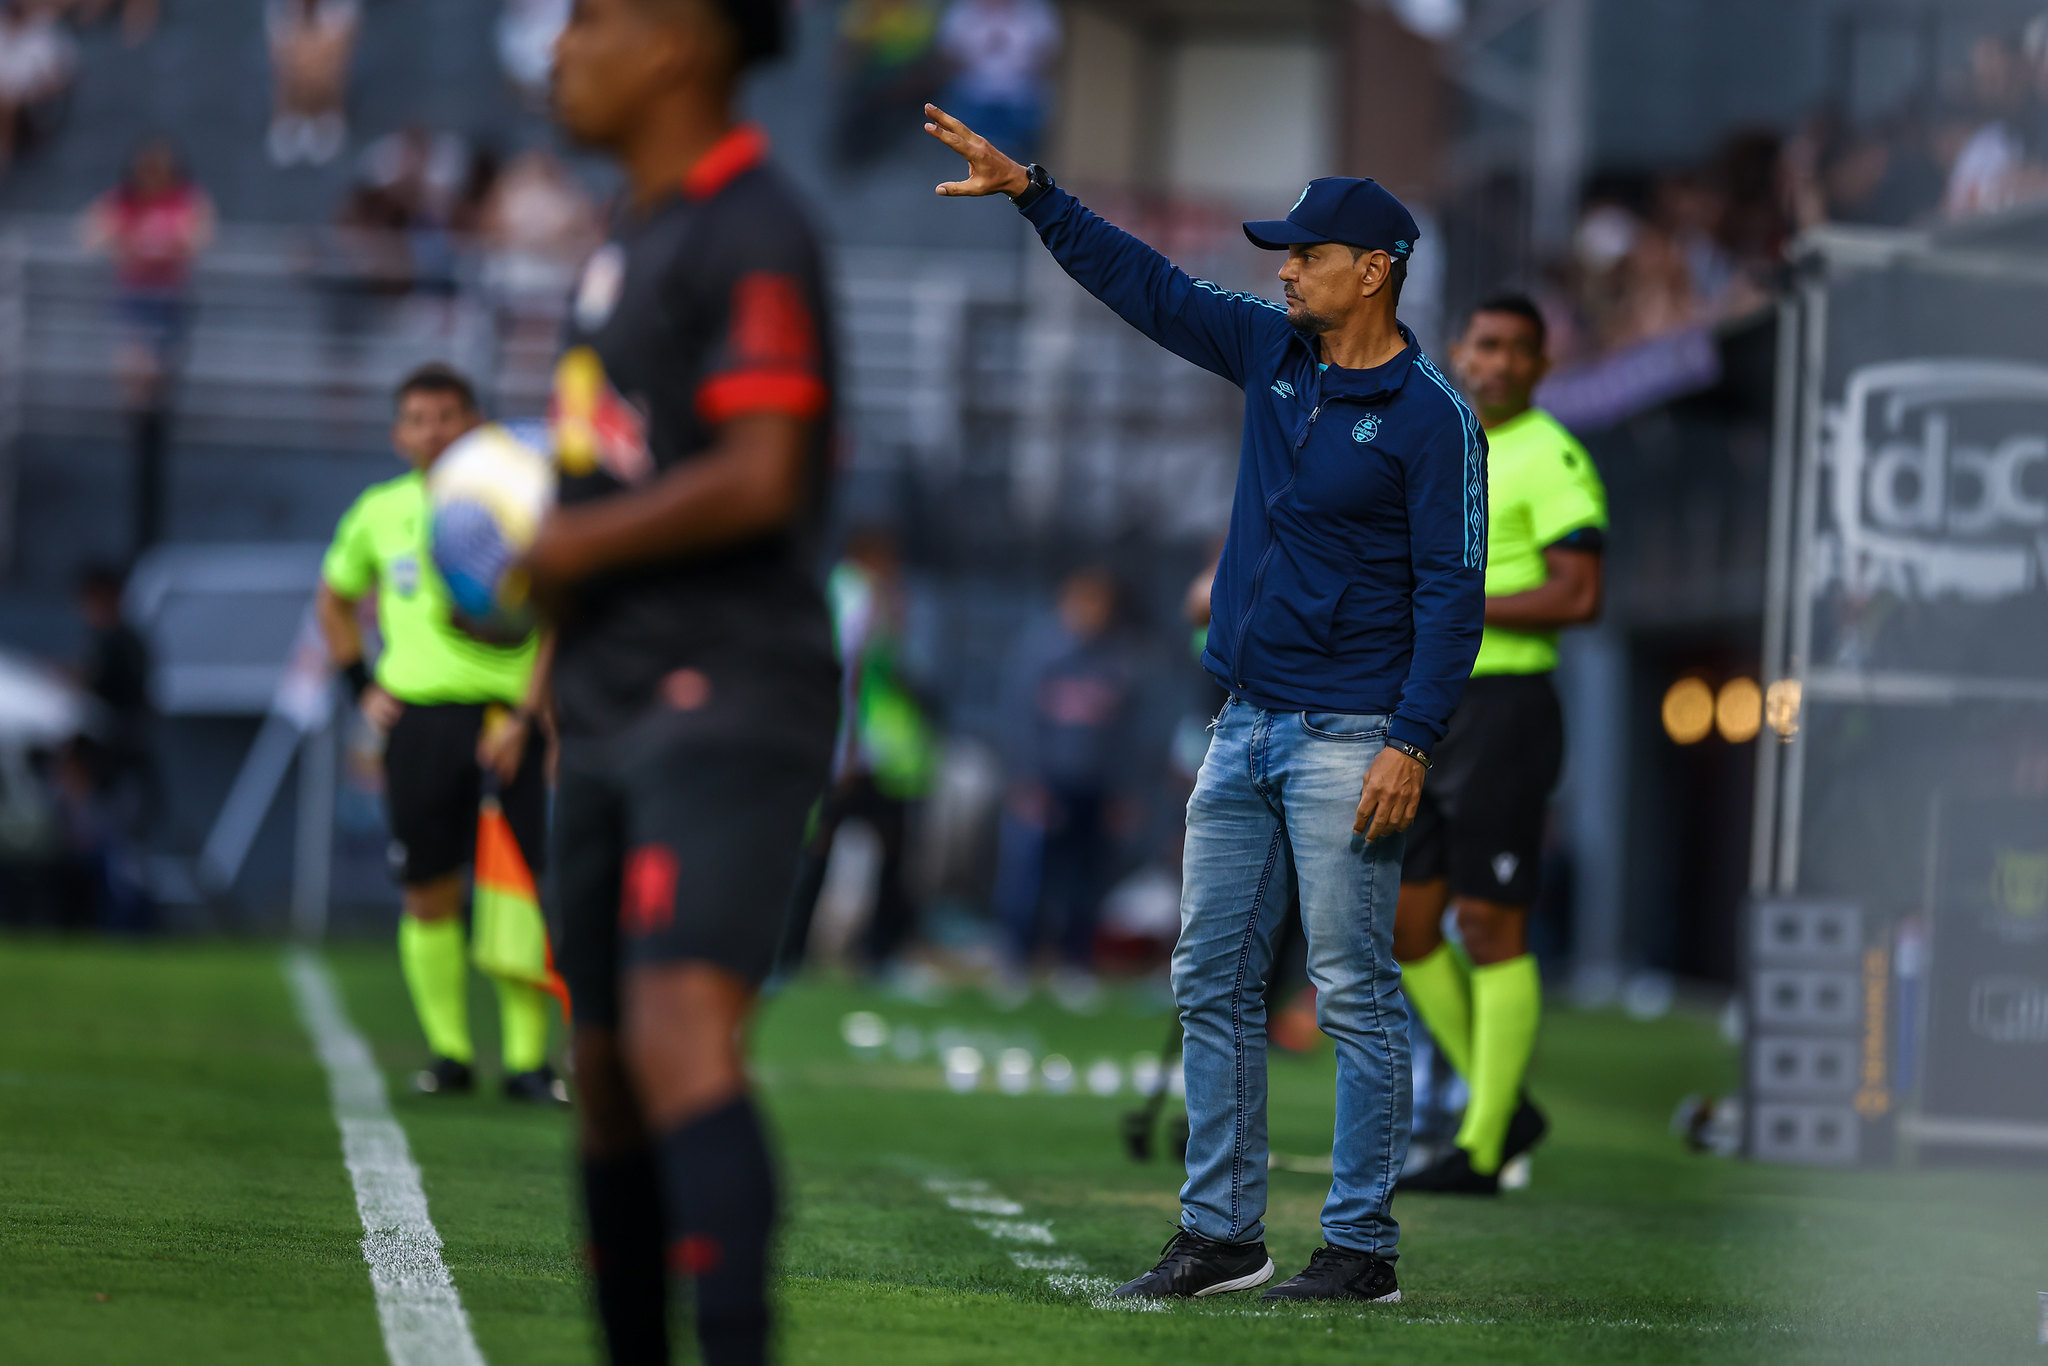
[
  {"x1": 317, "y1": 363, "x2": 563, "y2": 1104},
  {"x1": 1391, "y1": 295, "x2": 1606, "y2": 1193}
]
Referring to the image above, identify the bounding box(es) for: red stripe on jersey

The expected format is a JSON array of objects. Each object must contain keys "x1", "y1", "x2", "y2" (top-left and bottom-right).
[
  {"x1": 727, "y1": 272, "x2": 818, "y2": 370},
  {"x1": 683, "y1": 124, "x2": 769, "y2": 199},
  {"x1": 696, "y1": 371, "x2": 828, "y2": 424}
]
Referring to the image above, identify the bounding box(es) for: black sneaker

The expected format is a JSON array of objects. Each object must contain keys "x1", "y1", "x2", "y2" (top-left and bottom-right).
[
  {"x1": 1393, "y1": 1145, "x2": 1499, "y2": 1195},
  {"x1": 413, "y1": 1057, "x2": 474, "y2": 1096},
  {"x1": 1503, "y1": 1094, "x2": 1549, "y2": 1162},
  {"x1": 1261, "y1": 1244, "x2": 1400, "y2": 1302},
  {"x1": 1111, "y1": 1228, "x2": 1274, "y2": 1299},
  {"x1": 503, "y1": 1065, "x2": 569, "y2": 1107}
]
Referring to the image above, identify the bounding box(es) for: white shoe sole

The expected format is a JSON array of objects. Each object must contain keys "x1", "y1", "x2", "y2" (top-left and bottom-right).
[
  {"x1": 1365, "y1": 1288, "x2": 1402, "y2": 1303},
  {"x1": 1194, "y1": 1258, "x2": 1275, "y2": 1296}
]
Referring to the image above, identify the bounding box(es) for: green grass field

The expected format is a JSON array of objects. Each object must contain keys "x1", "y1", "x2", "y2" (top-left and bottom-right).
[{"x1": 3, "y1": 937, "x2": 2045, "y2": 1365}]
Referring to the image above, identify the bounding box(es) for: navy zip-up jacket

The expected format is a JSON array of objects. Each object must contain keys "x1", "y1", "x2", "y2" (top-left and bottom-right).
[{"x1": 1018, "y1": 187, "x2": 1487, "y2": 752}]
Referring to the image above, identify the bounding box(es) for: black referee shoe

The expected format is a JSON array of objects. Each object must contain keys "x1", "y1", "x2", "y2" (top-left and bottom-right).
[
  {"x1": 503, "y1": 1065, "x2": 570, "y2": 1107},
  {"x1": 412, "y1": 1057, "x2": 474, "y2": 1096},
  {"x1": 1504, "y1": 1094, "x2": 1549, "y2": 1163},
  {"x1": 1394, "y1": 1145, "x2": 1498, "y2": 1195},
  {"x1": 1262, "y1": 1244, "x2": 1400, "y2": 1302},
  {"x1": 1112, "y1": 1229, "x2": 1274, "y2": 1299}
]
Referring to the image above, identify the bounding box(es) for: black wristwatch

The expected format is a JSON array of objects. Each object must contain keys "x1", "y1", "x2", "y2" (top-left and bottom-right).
[
  {"x1": 1385, "y1": 736, "x2": 1432, "y2": 770},
  {"x1": 1014, "y1": 162, "x2": 1055, "y2": 210}
]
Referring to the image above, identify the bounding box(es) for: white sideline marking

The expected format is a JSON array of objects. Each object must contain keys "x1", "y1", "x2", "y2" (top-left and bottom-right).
[
  {"x1": 973, "y1": 1218, "x2": 1056, "y2": 1244},
  {"x1": 1010, "y1": 1252, "x2": 1087, "y2": 1272},
  {"x1": 286, "y1": 950, "x2": 488, "y2": 1366},
  {"x1": 919, "y1": 1172, "x2": 1165, "y2": 1313},
  {"x1": 947, "y1": 1194, "x2": 1025, "y2": 1215}
]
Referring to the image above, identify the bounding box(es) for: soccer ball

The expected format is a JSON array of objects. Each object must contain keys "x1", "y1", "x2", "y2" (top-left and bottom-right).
[{"x1": 427, "y1": 421, "x2": 556, "y2": 642}]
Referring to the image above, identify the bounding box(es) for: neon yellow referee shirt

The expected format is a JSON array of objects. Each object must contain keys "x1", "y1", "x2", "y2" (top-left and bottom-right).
[
  {"x1": 320, "y1": 471, "x2": 538, "y2": 705},
  {"x1": 1471, "y1": 407, "x2": 1608, "y2": 677}
]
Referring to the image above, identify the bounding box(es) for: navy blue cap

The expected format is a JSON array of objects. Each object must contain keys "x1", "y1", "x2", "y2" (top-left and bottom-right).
[{"x1": 1244, "y1": 178, "x2": 1419, "y2": 259}]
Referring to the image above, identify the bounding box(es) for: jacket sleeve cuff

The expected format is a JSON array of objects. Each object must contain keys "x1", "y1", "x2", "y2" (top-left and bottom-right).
[
  {"x1": 1016, "y1": 183, "x2": 1067, "y2": 227},
  {"x1": 1387, "y1": 714, "x2": 1441, "y2": 755}
]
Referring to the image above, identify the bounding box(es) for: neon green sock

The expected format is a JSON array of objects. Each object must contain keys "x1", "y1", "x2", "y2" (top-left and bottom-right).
[
  {"x1": 1401, "y1": 941, "x2": 1474, "y2": 1077},
  {"x1": 1456, "y1": 954, "x2": 1542, "y2": 1175},
  {"x1": 492, "y1": 975, "x2": 552, "y2": 1074},
  {"x1": 399, "y1": 915, "x2": 473, "y2": 1065}
]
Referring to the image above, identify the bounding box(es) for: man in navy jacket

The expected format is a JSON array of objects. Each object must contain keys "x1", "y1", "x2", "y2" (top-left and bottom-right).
[{"x1": 929, "y1": 106, "x2": 1486, "y2": 1304}]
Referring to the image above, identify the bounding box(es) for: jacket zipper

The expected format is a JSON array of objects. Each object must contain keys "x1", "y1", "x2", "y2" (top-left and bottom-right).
[
  {"x1": 1233, "y1": 404, "x2": 1317, "y2": 690},
  {"x1": 1295, "y1": 403, "x2": 1322, "y2": 449}
]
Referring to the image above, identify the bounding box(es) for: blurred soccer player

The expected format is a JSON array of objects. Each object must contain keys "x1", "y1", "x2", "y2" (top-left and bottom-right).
[
  {"x1": 1392, "y1": 295, "x2": 1608, "y2": 1194},
  {"x1": 930, "y1": 112, "x2": 1485, "y2": 1303},
  {"x1": 317, "y1": 364, "x2": 562, "y2": 1104},
  {"x1": 539, "y1": 2, "x2": 836, "y2": 1362}
]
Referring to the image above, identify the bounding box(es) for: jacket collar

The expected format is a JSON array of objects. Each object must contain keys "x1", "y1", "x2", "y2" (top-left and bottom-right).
[{"x1": 1292, "y1": 322, "x2": 1419, "y2": 402}]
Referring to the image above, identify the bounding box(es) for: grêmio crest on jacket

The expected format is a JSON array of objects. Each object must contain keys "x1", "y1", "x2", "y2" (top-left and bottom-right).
[{"x1": 1351, "y1": 414, "x2": 1381, "y2": 444}]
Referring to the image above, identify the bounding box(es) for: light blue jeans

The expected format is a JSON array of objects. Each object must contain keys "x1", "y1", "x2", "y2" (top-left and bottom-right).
[{"x1": 1173, "y1": 699, "x2": 1410, "y2": 1257}]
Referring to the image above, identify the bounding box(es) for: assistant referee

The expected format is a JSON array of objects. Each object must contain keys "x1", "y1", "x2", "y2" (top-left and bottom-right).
[
  {"x1": 1392, "y1": 295, "x2": 1607, "y2": 1194},
  {"x1": 318, "y1": 363, "x2": 563, "y2": 1105}
]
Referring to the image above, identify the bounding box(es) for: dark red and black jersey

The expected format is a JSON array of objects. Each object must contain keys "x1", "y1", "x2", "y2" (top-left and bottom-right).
[{"x1": 548, "y1": 125, "x2": 838, "y2": 738}]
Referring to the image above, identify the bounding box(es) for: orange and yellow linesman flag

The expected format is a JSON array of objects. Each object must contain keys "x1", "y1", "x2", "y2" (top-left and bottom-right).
[{"x1": 470, "y1": 794, "x2": 570, "y2": 1022}]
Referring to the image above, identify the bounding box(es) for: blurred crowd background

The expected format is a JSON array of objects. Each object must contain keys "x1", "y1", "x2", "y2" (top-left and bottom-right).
[{"x1": 2, "y1": 0, "x2": 2044, "y2": 1013}]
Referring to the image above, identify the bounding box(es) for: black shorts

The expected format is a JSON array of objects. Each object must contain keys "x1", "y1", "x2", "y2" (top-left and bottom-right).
[
  {"x1": 551, "y1": 707, "x2": 833, "y2": 1030},
  {"x1": 383, "y1": 702, "x2": 548, "y2": 886},
  {"x1": 1402, "y1": 673, "x2": 1563, "y2": 907}
]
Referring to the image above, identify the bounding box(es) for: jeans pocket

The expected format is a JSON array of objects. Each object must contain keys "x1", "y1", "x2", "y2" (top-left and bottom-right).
[{"x1": 1298, "y1": 710, "x2": 1389, "y2": 742}]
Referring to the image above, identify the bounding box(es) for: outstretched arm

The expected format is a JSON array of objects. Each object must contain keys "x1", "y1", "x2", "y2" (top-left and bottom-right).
[{"x1": 924, "y1": 105, "x2": 1290, "y2": 386}]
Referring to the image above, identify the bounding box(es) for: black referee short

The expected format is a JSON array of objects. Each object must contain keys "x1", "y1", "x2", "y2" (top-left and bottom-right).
[
  {"x1": 551, "y1": 705, "x2": 833, "y2": 1030},
  {"x1": 383, "y1": 701, "x2": 548, "y2": 886},
  {"x1": 1402, "y1": 672, "x2": 1563, "y2": 908}
]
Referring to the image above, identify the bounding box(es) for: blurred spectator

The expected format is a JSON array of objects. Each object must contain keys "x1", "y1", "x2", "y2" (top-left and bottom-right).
[
  {"x1": 74, "y1": 565, "x2": 150, "y2": 804},
  {"x1": 0, "y1": 0, "x2": 76, "y2": 175},
  {"x1": 1709, "y1": 130, "x2": 1789, "y2": 272},
  {"x1": 1784, "y1": 103, "x2": 1947, "y2": 231},
  {"x1": 479, "y1": 146, "x2": 600, "y2": 310},
  {"x1": 833, "y1": 0, "x2": 941, "y2": 169},
  {"x1": 335, "y1": 126, "x2": 479, "y2": 304},
  {"x1": 992, "y1": 567, "x2": 1136, "y2": 1004},
  {"x1": 1657, "y1": 171, "x2": 1735, "y2": 315},
  {"x1": 1567, "y1": 196, "x2": 1699, "y2": 354},
  {"x1": 497, "y1": 0, "x2": 567, "y2": 107},
  {"x1": 69, "y1": 0, "x2": 156, "y2": 46},
  {"x1": 80, "y1": 139, "x2": 213, "y2": 550},
  {"x1": 785, "y1": 530, "x2": 939, "y2": 974},
  {"x1": 936, "y1": 0, "x2": 1060, "y2": 163},
  {"x1": 1942, "y1": 33, "x2": 2040, "y2": 220},
  {"x1": 64, "y1": 565, "x2": 153, "y2": 931},
  {"x1": 266, "y1": 0, "x2": 359, "y2": 167}
]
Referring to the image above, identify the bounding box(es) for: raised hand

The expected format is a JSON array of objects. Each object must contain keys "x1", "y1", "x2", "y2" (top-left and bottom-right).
[{"x1": 924, "y1": 104, "x2": 1030, "y2": 199}]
